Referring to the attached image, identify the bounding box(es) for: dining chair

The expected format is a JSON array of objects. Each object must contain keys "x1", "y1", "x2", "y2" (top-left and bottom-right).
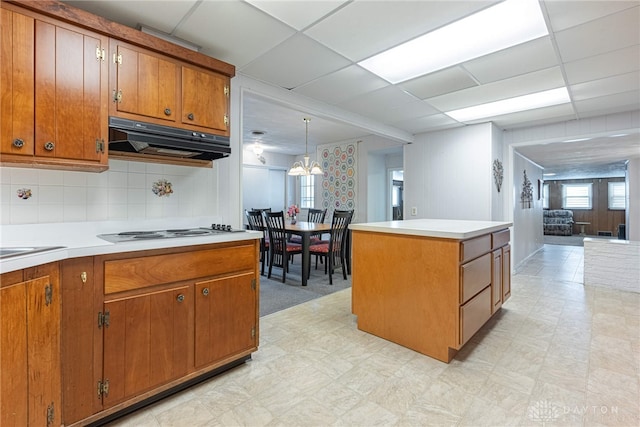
[
  {"x1": 290, "y1": 208, "x2": 327, "y2": 245},
  {"x1": 262, "y1": 211, "x2": 303, "y2": 283},
  {"x1": 308, "y1": 210, "x2": 353, "y2": 284},
  {"x1": 245, "y1": 210, "x2": 269, "y2": 276}
]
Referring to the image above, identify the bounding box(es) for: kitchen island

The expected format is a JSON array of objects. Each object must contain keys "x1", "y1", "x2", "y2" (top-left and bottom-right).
[{"x1": 350, "y1": 219, "x2": 512, "y2": 363}]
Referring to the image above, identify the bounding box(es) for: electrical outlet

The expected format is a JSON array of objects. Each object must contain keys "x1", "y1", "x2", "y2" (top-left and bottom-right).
[{"x1": 411, "y1": 207, "x2": 418, "y2": 216}]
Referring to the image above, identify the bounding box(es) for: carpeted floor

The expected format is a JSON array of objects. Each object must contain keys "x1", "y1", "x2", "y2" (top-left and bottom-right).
[{"x1": 258, "y1": 256, "x2": 352, "y2": 316}]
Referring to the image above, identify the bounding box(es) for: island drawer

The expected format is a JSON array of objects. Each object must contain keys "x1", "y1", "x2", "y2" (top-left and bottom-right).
[
  {"x1": 104, "y1": 244, "x2": 255, "y2": 294},
  {"x1": 460, "y1": 252, "x2": 491, "y2": 304},
  {"x1": 460, "y1": 286, "x2": 492, "y2": 345},
  {"x1": 460, "y1": 234, "x2": 491, "y2": 263},
  {"x1": 492, "y1": 229, "x2": 510, "y2": 249}
]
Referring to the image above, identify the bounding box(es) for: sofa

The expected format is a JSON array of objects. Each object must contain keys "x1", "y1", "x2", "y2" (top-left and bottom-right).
[{"x1": 543, "y1": 209, "x2": 574, "y2": 236}]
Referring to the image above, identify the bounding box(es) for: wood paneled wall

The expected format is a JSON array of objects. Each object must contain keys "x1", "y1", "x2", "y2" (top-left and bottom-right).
[{"x1": 546, "y1": 177, "x2": 625, "y2": 236}]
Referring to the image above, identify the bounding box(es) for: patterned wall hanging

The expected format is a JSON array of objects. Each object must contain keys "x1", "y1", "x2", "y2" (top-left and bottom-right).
[{"x1": 320, "y1": 142, "x2": 357, "y2": 211}]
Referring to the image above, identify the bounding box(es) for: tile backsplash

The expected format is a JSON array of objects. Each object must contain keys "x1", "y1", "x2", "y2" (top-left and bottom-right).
[{"x1": 0, "y1": 160, "x2": 219, "y2": 225}]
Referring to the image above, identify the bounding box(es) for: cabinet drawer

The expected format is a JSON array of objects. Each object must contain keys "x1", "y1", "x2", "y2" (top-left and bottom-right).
[
  {"x1": 460, "y1": 234, "x2": 491, "y2": 263},
  {"x1": 492, "y1": 229, "x2": 510, "y2": 249},
  {"x1": 460, "y1": 252, "x2": 491, "y2": 303},
  {"x1": 460, "y1": 286, "x2": 491, "y2": 345},
  {"x1": 104, "y1": 244, "x2": 255, "y2": 294}
]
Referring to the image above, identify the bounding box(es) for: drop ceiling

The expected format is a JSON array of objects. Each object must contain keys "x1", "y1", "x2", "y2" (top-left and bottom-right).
[{"x1": 65, "y1": 0, "x2": 640, "y2": 177}]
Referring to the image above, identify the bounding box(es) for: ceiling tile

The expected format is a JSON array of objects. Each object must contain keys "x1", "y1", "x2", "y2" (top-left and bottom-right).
[
  {"x1": 571, "y1": 72, "x2": 640, "y2": 101},
  {"x1": 239, "y1": 34, "x2": 351, "y2": 90},
  {"x1": 67, "y1": 0, "x2": 197, "y2": 33},
  {"x1": 305, "y1": 1, "x2": 495, "y2": 61},
  {"x1": 554, "y1": 7, "x2": 640, "y2": 63},
  {"x1": 338, "y1": 86, "x2": 420, "y2": 119},
  {"x1": 574, "y1": 90, "x2": 640, "y2": 117},
  {"x1": 381, "y1": 100, "x2": 441, "y2": 125},
  {"x1": 294, "y1": 66, "x2": 390, "y2": 105},
  {"x1": 245, "y1": 0, "x2": 349, "y2": 30},
  {"x1": 564, "y1": 46, "x2": 640, "y2": 85},
  {"x1": 487, "y1": 103, "x2": 577, "y2": 128},
  {"x1": 174, "y1": 1, "x2": 295, "y2": 68},
  {"x1": 426, "y1": 67, "x2": 566, "y2": 112},
  {"x1": 392, "y1": 113, "x2": 461, "y2": 134},
  {"x1": 400, "y1": 67, "x2": 478, "y2": 100},
  {"x1": 463, "y1": 37, "x2": 558, "y2": 84},
  {"x1": 544, "y1": 0, "x2": 638, "y2": 32}
]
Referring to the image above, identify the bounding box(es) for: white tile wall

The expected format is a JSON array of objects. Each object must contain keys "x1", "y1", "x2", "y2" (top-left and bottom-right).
[{"x1": 0, "y1": 159, "x2": 219, "y2": 225}]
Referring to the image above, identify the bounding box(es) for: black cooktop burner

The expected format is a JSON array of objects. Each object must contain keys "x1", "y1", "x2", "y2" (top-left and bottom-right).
[{"x1": 118, "y1": 231, "x2": 158, "y2": 236}]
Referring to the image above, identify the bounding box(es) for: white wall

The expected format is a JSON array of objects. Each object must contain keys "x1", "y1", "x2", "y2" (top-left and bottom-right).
[
  {"x1": 404, "y1": 123, "x2": 495, "y2": 221},
  {"x1": 511, "y1": 152, "x2": 544, "y2": 269},
  {"x1": 366, "y1": 151, "x2": 387, "y2": 222},
  {"x1": 627, "y1": 157, "x2": 640, "y2": 241},
  {"x1": 0, "y1": 159, "x2": 222, "y2": 225}
]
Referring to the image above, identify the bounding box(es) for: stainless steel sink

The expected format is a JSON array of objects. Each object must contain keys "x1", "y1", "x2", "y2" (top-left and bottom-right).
[{"x1": 0, "y1": 246, "x2": 65, "y2": 260}]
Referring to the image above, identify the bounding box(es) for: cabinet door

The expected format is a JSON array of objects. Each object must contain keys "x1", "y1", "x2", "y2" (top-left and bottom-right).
[
  {"x1": 35, "y1": 20, "x2": 107, "y2": 163},
  {"x1": 195, "y1": 272, "x2": 256, "y2": 368},
  {"x1": 181, "y1": 66, "x2": 229, "y2": 134},
  {"x1": 0, "y1": 9, "x2": 34, "y2": 156},
  {"x1": 61, "y1": 258, "x2": 99, "y2": 425},
  {"x1": 0, "y1": 274, "x2": 60, "y2": 427},
  {"x1": 102, "y1": 285, "x2": 190, "y2": 408},
  {"x1": 114, "y1": 44, "x2": 177, "y2": 122},
  {"x1": 491, "y1": 249, "x2": 502, "y2": 313},
  {"x1": 502, "y1": 244, "x2": 511, "y2": 302}
]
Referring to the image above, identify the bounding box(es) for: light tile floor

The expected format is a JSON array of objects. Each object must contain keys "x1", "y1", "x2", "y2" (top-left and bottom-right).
[{"x1": 108, "y1": 244, "x2": 639, "y2": 426}]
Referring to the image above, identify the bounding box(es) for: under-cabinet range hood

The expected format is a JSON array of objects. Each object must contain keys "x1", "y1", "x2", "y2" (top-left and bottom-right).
[{"x1": 108, "y1": 117, "x2": 231, "y2": 161}]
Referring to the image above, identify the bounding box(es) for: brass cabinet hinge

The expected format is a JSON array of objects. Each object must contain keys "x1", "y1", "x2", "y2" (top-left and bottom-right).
[
  {"x1": 46, "y1": 402, "x2": 54, "y2": 426},
  {"x1": 224, "y1": 85, "x2": 229, "y2": 97},
  {"x1": 97, "y1": 379, "x2": 109, "y2": 397},
  {"x1": 113, "y1": 53, "x2": 122, "y2": 65},
  {"x1": 96, "y1": 46, "x2": 105, "y2": 61},
  {"x1": 95, "y1": 138, "x2": 105, "y2": 153},
  {"x1": 112, "y1": 89, "x2": 123, "y2": 103},
  {"x1": 223, "y1": 115, "x2": 229, "y2": 126},
  {"x1": 98, "y1": 311, "x2": 110, "y2": 329},
  {"x1": 251, "y1": 278, "x2": 256, "y2": 290},
  {"x1": 251, "y1": 326, "x2": 256, "y2": 339},
  {"x1": 44, "y1": 284, "x2": 53, "y2": 306}
]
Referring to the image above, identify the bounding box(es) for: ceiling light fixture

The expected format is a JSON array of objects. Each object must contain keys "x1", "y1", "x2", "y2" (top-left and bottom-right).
[
  {"x1": 444, "y1": 87, "x2": 570, "y2": 122},
  {"x1": 358, "y1": 0, "x2": 548, "y2": 83},
  {"x1": 288, "y1": 118, "x2": 323, "y2": 176}
]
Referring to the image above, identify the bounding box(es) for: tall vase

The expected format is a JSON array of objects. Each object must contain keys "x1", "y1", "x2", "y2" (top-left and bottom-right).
[{"x1": 291, "y1": 215, "x2": 297, "y2": 225}]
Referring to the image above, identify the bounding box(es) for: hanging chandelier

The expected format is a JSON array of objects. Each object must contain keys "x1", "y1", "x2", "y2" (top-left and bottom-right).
[{"x1": 288, "y1": 118, "x2": 323, "y2": 176}]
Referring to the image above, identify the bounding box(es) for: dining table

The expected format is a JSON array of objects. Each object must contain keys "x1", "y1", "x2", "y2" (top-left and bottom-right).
[{"x1": 284, "y1": 221, "x2": 332, "y2": 286}]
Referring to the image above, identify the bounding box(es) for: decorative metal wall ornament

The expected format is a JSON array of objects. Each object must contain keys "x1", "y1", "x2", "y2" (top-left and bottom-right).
[
  {"x1": 152, "y1": 179, "x2": 173, "y2": 197},
  {"x1": 17, "y1": 188, "x2": 32, "y2": 199},
  {"x1": 492, "y1": 159, "x2": 503, "y2": 192},
  {"x1": 521, "y1": 169, "x2": 534, "y2": 209}
]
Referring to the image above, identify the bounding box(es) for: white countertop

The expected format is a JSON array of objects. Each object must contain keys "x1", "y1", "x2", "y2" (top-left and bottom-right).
[
  {"x1": 349, "y1": 219, "x2": 513, "y2": 240},
  {"x1": 0, "y1": 217, "x2": 262, "y2": 274}
]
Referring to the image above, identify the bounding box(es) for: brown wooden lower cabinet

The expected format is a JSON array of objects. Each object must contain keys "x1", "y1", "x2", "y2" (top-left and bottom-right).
[
  {"x1": 57, "y1": 239, "x2": 260, "y2": 426},
  {"x1": 352, "y1": 228, "x2": 510, "y2": 363},
  {"x1": 0, "y1": 263, "x2": 61, "y2": 427}
]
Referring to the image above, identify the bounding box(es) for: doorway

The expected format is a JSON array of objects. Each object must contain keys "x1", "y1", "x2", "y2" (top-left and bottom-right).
[{"x1": 390, "y1": 169, "x2": 403, "y2": 220}]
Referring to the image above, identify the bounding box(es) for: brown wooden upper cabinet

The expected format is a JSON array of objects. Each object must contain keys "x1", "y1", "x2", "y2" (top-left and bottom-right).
[
  {"x1": 110, "y1": 41, "x2": 230, "y2": 137},
  {"x1": 0, "y1": 5, "x2": 109, "y2": 171}
]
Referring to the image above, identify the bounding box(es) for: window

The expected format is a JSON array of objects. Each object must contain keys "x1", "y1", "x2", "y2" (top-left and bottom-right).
[
  {"x1": 542, "y1": 183, "x2": 549, "y2": 209},
  {"x1": 608, "y1": 182, "x2": 626, "y2": 210},
  {"x1": 562, "y1": 183, "x2": 592, "y2": 209},
  {"x1": 300, "y1": 175, "x2": 315, "y2": 208}
]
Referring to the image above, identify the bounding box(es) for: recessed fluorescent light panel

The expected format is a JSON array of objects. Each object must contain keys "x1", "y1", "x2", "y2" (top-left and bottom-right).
[
  {"x1": 358, "y1": 0, "x2": 548, "y2": 83},
  {"x1": 445, "y1": 87, "x2": 570, "y2": 122}
]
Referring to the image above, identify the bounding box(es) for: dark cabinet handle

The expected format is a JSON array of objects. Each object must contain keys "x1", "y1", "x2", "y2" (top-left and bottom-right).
[
  {"x1": 187, "y1": 113, "x2": 194, "y2": 121},
  {"x1": 44, "y1": 141, "x2": 55, "y2": 151},
  {"x1": 12, "y1": 138, "x2": 24, "y2": 148},
  {"x1": 176, "y1": 294, "x2": 185, "y2": 303},
  {"x1": 164, "y1": 108, "x2": 171, "y2": 116},
  {"x1": 202, "y1": 288, "x2": 209, "y2": 296}
]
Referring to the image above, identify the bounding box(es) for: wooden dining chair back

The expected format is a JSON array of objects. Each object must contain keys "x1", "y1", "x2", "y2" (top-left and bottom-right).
[
  {"x1": 309, "y1": 210, "x2": 353, "y2": 284},
  {"x1": 245, "y1": 210, "x2": 269, "y2": 276},
  {"x1": 307, "y1": 208, "x2": 326, "y2": 223},
  {"x1": 262, "y1": 211, "x2": 302, "y2": 283}
]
